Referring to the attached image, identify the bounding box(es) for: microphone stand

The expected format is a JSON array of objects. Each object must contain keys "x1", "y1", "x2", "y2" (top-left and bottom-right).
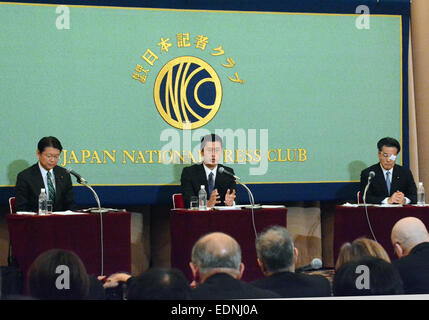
[
  {"x1": 363, "y1": 181, "x2": 371, "y2": 206},
  {"x1": 78, "y1": 179, "x2": 105, "y2": 276},
  {"x1": 236, "y1": 180, "x2": 255, "y2": 207},
  {"x1": 235, "y1": 179, "x2": 258, "y2": 238},
  {"x1": 83, "y1": 183, "x2": 102, "y2": 213},
  {"x1": 362, "y1": 178, "x2": 377, "y2": 242}
]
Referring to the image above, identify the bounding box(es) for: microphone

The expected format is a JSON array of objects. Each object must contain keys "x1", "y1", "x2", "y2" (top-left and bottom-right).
[
  {"x1": 363, "y1": 171, "x2": 375, "y2": 204},
  {"x1": 66, "y1": 167, "x2": 87, "y2": 185},
  {"x1": 218, "y1": 166, "x2": 240, "y2": 181},
  {"x1": 295, "y1": 258, "x2": 323, "y2": 273},
  {"x1": 368, "y1": 171, "x2": 375, "y2": 182}
]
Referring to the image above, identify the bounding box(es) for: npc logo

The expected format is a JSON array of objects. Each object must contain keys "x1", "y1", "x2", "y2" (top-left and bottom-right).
[
  {"x1": 131, "y1": 33, "x2": 244, "y2": 130},
  {"x1": 153, "y1": 56, "x2": 222, "y2": 129}
]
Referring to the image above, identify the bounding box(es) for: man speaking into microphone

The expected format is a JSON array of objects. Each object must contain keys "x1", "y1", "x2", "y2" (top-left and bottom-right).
[
  {"x1": 15, "y1": 136, "x2": 76, "y2": 212},
  {"x1": 360, "y1": 137, "x2": 417, "y2": 205},
  {"x1": 181, "y1": 134, "x2": 237, "y2": 208}
]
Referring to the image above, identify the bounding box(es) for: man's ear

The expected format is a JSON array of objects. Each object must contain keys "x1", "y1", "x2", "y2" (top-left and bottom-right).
[
  {"x1": 294, "y1": 247, "x2": 299, "y2": 265},
  {"x1": 189, "y1": 262, "x2": 199, "y2": 282},
  {"x1": 394, "y1": 243, "x2": 404, "y2": 258},
  {"x1": 236, "y1": 263, "x2": 245, "y2": 280},
  {"x1": 257, "y1": 258, "x2": 265, "y2": 274}
]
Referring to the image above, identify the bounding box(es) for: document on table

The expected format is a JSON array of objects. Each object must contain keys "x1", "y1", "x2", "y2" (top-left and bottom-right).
[
  {"x1": 51, "y1": 211, "x2": 89, "y2": 215},
  {"x1": 342, "y1": 203, "x2": 377, "y2": 207},
  {"x1": 16, "y1": 210, "x2": 88, "y2": 215},
  {"x1": 374, "y1": 204, "x2": 403, "y2": 207},
  {"x1": 212, "y1": 206, "x2": 242, "y2": 210},
  {"x1": 16, "y1": 211, "x2": 37, "y2": 215},
  {"x1": 261, "y1": 205, "x2": 286, "y2": 209}
]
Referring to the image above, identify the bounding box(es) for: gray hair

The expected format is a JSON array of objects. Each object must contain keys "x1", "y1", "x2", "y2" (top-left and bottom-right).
[
  {"x1": 191, "y1": 233, "x2": 241, "y2": 274},
  {"x1": 255, "y1": 225, "x2": 294, "y2": 273}
]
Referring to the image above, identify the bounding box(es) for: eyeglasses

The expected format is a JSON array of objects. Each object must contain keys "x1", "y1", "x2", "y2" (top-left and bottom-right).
[
  {"x1": 380, "y1": 153, "x2": 397, "y2": 161},
  {"x1": 42, "y1": 153, "x2": 60, "y2": 160}
]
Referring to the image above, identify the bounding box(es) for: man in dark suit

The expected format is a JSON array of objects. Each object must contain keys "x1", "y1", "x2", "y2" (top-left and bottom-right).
[
  {"x1": 181, "y1": 133, "x2": 236, "y2": 208},
  {"x1": 251, "y1": 225, "x2": 331, "y2": 298},
  {"x1": 15, "y1": 136, "x2": 76, "y2": 212},
  {"x1": 360, "y1": 137, "x2": 417, "y2": 204},
  {"x1": 189, "y1": 232, "x2": 279, "y2": 299},
  {"x1": 391, "y1": 217, "x2": 429, "y2": 294}
]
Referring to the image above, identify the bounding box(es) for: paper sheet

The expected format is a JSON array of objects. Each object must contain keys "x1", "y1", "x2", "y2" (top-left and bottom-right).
[
  {"x1": 51, "y1": 211, "x2": 89, "y2": 215},
  {"x1": 16, "y1": 211, "x2": 37, "y2": 215}
]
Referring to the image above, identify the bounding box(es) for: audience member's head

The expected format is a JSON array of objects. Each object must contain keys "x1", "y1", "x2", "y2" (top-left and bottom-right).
[
  {"x1": 255, "y1": 225, "x2": 298, "y2": 275},
  {"x1": 28, "y1": 249, "x2": 90, "y2": 300},
  {"x1": 391, "y1": 217, "x2": 429, "y2": 258},
  {"x1": 126, "y1": 268, "x2": 191, "y2": 300},
  {"x1": 335, "y1": 237, "x2": 390, "y2": 270},
  {"x1": 190, "y1": 232, "x2": 244, "y2": 283},
  {"x1": 333, "y1": 256, "x2": 403, "y2": 296}
]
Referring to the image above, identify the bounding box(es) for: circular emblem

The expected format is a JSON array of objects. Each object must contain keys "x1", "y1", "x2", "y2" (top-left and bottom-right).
[{"x1": 153, "y1": 56, "x2": 222, "y2": 129}]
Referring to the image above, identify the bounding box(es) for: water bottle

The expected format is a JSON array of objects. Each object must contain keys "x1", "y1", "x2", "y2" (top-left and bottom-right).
[
  {"x1": 38, "y1": 188, "x2": 48, "y2": 215},
  {"x1": 198, "y1": 185, "x2": 207, "y2": 210},
  {"x1": 417, "y1": 182, "x2": 425, "y2": 206}
]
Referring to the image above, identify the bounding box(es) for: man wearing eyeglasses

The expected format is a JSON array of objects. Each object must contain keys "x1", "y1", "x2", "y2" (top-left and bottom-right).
[
  {"x1": 360, "y1": 137, "x2": 417, "y2": 204},
  {"x1": 15, "y1": 136, "x2": 76, "y2": 212}
]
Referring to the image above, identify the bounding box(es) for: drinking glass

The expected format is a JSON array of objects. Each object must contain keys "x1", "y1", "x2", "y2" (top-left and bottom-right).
[{"x1": 190, "y1": 196, "x2": 198, "y2": 210}]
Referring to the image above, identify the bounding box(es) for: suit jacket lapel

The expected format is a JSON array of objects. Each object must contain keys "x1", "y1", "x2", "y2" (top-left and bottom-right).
[
  {"x1": 53, "y1": 166, "x2": 64, "y2": 206},
  {"x1": 391, "y1": 165, "x2": 400, "y2": 194},
  {"x1": 215, "y1": 165, "x2": 226, "y2": 191},
  {"x1": 198, "y1": 164, "x2": 209, "y2": 191},
  {"x1": 375, "y1": 164, "x2": 389, "y2": 196},
  {"x1": 32, "y1": 163, "x2": 45, "y2": 193}
]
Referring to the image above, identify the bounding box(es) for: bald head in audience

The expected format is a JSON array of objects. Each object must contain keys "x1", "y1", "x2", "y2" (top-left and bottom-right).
[
  {"x1": 391, "y1": 217, "x2": 429, "y2": 258},
  {"x1": 189, "y1": 232, "x2": 244, "y2": 284}
]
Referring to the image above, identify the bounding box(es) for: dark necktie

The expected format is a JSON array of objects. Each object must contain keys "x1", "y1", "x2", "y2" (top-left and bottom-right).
[
  {"x1": 47, "y1": 171, "x2": 55, "y2": 202},
  {"x1": 386, "y1": 171, "x2": 391, "y2": 195},
  {"x1": 208, "y1": 172, "x2": 214, "y2": 196}
]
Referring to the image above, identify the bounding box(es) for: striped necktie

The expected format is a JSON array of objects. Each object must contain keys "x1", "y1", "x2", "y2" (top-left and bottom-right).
[{"x1": 47, "y1": 171, "x2": 55, "y2": 202}]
